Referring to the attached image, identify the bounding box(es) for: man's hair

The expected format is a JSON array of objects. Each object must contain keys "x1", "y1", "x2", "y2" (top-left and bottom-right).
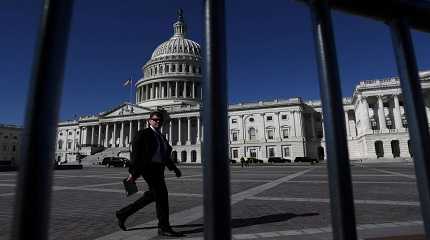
[{"x1": 149, "y1": 111, "x2": 163, "y2": 120}]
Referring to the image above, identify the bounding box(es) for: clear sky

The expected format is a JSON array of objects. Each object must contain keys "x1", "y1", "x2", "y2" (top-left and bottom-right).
[{"x1": 1, "y1": 1, "x2": 429, "y2": 125}]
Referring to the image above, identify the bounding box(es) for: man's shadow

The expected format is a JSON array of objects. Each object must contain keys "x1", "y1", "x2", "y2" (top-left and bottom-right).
[{"x1": 127, "y1": 212, "x2": 319, "y2": 234}]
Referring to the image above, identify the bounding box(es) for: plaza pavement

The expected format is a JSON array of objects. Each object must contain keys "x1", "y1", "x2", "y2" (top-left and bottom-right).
[{"x1": 0, "y1": 162, "x2": 425, "y2": 240}]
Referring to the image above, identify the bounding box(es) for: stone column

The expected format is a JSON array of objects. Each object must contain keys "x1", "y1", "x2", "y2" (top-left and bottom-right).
[
  {"x1": 113, "y1": 123, "x2": 117, "y2": 147},
  {"x1": 196, "y1": 116, "x2": 200, "y2": 143},
  {"x1": 129, "y1": 120, "x2": 133, "y2": 144},
  {"x1": 183, "y1": 81, "x2": 187, "y2": 97},
  {"x1": 186, "y1": 117, "x2": 191, "y2": 145},
  {"x1": 98, "y1": 124, "x2": 102, "y2": 145},
  {"x1": 177, "y1": 118, "x2": 182, "y2": 145},
  {"x1": 105, "y1": 124, "x2": 109, "y2": 147},
  {"x1": 377, "y1": 95, "x2": 387, "y2": 130},
  {"x1": 393, "y1": 94, "x2": 403, "y2": 130},
  {"x1": 151, "y1": 83, "x2": 154, "y2": 99},
  {"x1": 169, "y1": 120, "x2": 173, "y2": 145},
  {"x1": 344, "y1": 111, "x2": 350, "y2": 136},
  {"x1": 310, "y1": 113, "x2": 316, "y2": 138},
  {"x1": 192, "y1": 82, "x2": 195, "y2": 98},
  {"x1": 175, "y1": 81, "x2": 179, "y2": 97},
  {"x1": 261, "y1": 113, "x2": 266, "y2": 142},
  {"x1": 291, "y1": 111, "x2": 297, "y2": 137},
  {"x1": 146, "y1": 85, "x2": 149, "y2": 100},
  {"x1": 137, "y1": 120, "x2": 141, "y2": 131},
  {"x1": 90, "y1": 126, "x2": 95, "y2": 145},
  {"x1": 242, "y1": 115, "x2": 246, "y2": 142},
  {"x1": 362, "y1": 97, "x2": 371, "y2": 132},
  {"x1": 167, "y1": 81, "x2": 171, "y2": 98},
  {"x1": 119, "y1": 122, "x2": 124, "y2": 147}
]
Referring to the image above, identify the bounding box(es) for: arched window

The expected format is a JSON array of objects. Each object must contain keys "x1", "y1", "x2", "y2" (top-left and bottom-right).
[
  {"x1": 181, "y1": 151, "x2": 187, "y2": 162},
  {"x1": 249, "y1": 127, "x2": 256, "y2": 141},
  {"x1": 58, "y1": 140, "x2": 63, "y2": 150},
  {"x1": 391, "y1": 140, "x2": 400, "y2": 158},
  {"x1": 375, "y1": 141, "x2": 384, "y2": 158},
  {"x1": 191, "y1": 150, "x2": 197, "y2": 162}
]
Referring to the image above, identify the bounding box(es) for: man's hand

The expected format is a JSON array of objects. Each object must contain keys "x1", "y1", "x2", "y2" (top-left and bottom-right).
[
  {"x1": 126, "y1": 174, "x2": 136, "y2": 183},
  {"x1": 174, "y1": 168, "x2": 182, "y2": 178}
]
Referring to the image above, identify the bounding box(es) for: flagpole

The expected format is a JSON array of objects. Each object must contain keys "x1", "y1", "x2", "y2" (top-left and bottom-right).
[{"x1": 129, "y1": 76, "x2": 133, "y2": 104}]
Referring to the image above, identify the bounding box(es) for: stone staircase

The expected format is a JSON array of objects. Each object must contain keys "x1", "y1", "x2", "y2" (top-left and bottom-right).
[{"x1": 81, "y1": 147, "x2": 129, "y2": 166}]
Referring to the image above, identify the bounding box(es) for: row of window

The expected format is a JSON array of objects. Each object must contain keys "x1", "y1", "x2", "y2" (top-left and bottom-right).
[
  {"x1": 1, "y1": 145, "x2": 16, "y2": 152},
  {"x1": 231, "y1": 127, "x2": 290, "y2": 141},
  {"x1": 231, "y1": 146, "x2": 291, "y2": 159},
  {"x1": 59, "y1": 130, "x2": 79, "y2": 136},
  {"x1": 231, "y1": 114, "x2": 289, "y2": 124},
  {"x1": 145, "y1": 63, "x2": 201, "y2": 77},
  {"x1": 57, "y1": 140, "x2": 78, "y2": 150}
]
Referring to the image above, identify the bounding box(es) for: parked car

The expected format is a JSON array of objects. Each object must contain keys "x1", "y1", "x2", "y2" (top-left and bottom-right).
[
  {"x1": 247, "y1": 157, "x2": 263, "y2": 164},
  {"x1": 102, "y1": 157, "x2": 130, "y2": 167},
  {"x1": 294, "y1": 157, "x2": 318, "y2": 164},
  {"x1": 268, "y1": 157, "x2": 291, "y2": 163}
]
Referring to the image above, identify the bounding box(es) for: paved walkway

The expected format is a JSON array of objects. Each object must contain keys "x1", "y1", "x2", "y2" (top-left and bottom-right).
[{"x1": 0, "y1": 162, "x2": 424, "y2": 239}]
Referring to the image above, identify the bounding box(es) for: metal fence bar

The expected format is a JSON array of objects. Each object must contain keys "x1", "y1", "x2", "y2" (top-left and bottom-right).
[
  {"x1": 308, "y1": 1, "x2": 357, "y2": 239},
  {"x1": 389, "y1": 17, "x2": 430, "y2": 237},
  {"x1": 298, "y1": 0, "x2": 430, "y2": 33},
  {"x1": 203, "y1": 0, "x2": 231, "y2": 240},
  {"x1": 11, "y1": 0, "x2": 74, "y2": 239}
]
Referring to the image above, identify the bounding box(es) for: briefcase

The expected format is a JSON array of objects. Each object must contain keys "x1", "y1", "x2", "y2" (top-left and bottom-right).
[{"x1": 122, "y1": 178, "x2": 138, "y2": 197}]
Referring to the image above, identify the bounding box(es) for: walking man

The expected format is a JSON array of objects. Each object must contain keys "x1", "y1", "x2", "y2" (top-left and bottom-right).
[{"x1": 116, "y1": 110, "x2": 184, "y2": 237}]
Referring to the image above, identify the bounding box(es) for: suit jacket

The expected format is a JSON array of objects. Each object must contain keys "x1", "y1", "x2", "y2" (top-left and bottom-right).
[{"x1": 128, "y1": 127, "x2": 176, "y2": 178}]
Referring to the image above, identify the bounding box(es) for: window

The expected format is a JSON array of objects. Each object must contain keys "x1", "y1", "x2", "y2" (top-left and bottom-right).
[
  {"x1": 13, "y1": 136, "x2": 17, "y2": 140},
  {"x1": 282, "y1": 115, "x2": 287, "y2": 120},
  {"x1": 12, "y1": 145, "x2": 16, "y2": 152},
  {"x1": 58, "y1": 140, "x2": 63, "y2": 150},
  {"x1": 249, "y1": 117, "x2": 254, "y2": 122},
  {"x1": 231, "y1": 119, "x2": 237, "y2": 124},
  {"x1": 266, "y1": 116, "x2": 272, "y2": 121},
  {"x1": 283, "y1": 146, "x2": 290, "y2": 157},
  {"x1": 267, "y1": 129, "x2": 274, "y2": 140},
  {"x1": 232, "y1": 149, "x2": 238, "y2": 158},
  {"x1": 4, "y1": 135, "x2": 8, "y2": 139},
  {"x1": 179, "y1": 64, "x2": 182, "y2": 72},
  {"x1": 172, "y1": 65, "x2": 176, "y2": 72},
  {"x1": 67, "y1": 141, "x2": 72, "y2": 149},
  {"x1": 268, "y1": 147, "x2": 275, "y2": 157},
  {"x1": 59, "y1": 132, "x2": 63, "y2": 136},
  {"x1": 232, "y1": 132, "x2": 238, "y2": 141},
  {"x1": 282, "y1": 128, "x2": 290, "y2": 138},
  {"x1": 249, "y1": 127, "x2": 256, "y2": 140},
  {"x1": 68, "y1": 131, "x2": 72, "y2": 135}
]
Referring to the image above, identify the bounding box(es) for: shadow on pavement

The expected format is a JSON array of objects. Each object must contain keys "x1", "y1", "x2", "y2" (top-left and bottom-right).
[{"x1": 126, "y1": 212, "x2": 319, "y2": 234}]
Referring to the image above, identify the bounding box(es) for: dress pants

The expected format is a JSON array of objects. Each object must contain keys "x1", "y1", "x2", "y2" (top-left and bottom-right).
[{"x1": 117, "y1": 163, "x2": 170, "y2": 228}]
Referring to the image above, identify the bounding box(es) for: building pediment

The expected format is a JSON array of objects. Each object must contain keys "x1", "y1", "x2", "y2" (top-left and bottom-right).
[{"x1": 99, "y1": 103, "x2": 152, "y2": 118}]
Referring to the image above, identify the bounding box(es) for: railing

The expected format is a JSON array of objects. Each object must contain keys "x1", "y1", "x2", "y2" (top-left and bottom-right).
[{"x1": 11, "y1": 0, "x2": 430, "y2": 240}]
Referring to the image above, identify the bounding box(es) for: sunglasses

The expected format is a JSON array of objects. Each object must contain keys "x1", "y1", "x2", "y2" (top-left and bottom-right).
[{"x1": 150, "y1": 118, "x2": 162, "y2": 122}]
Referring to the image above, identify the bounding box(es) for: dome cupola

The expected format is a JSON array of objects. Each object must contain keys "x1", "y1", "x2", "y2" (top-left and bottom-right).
[{"x1": 135, "y1": 9, "x2": 203, "y2": 109}]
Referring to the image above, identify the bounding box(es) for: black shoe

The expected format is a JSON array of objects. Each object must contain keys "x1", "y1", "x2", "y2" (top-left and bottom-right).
[
  {"x1": 115, "y1": 211, "x2": 126, "y2": 231},
  {"x1": 158, "y1": 227, "x2": 184, "y2": 237}
]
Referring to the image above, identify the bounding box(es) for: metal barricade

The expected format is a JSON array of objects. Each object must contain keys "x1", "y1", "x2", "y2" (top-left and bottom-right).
[
  {"x1": 11, "y1": 0, "x2": 430, "y2": 240},
  {"x1": 297, "y1": 0, "x2": 430, "y2": 239}
]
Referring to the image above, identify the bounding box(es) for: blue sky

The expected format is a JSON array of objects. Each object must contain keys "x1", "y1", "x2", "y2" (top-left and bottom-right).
[{"x1": 1, "y1": 1, "x2": 429, "y2": 125}]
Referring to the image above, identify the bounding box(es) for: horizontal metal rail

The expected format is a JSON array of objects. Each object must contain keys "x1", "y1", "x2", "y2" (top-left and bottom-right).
[{"x1": 298, "y1": 0, "x2": 430, "y2": 33}]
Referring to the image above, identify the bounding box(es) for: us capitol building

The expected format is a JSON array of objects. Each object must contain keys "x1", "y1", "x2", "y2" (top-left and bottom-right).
[{"x1": 55, "y1": 12, "x2": 430, "y2": 165}]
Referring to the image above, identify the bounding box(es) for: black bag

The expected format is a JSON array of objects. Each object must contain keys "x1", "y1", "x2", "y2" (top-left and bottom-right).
[{"x1": 122, "y1": 178, "x2": 138, "y2": 197}]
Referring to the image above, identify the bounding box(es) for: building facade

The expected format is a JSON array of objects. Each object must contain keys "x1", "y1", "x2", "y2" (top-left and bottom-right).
[
  {"x1": 0, "y1": 124, "x2": 22, "y2": 166},
  {"x1": 55, "y1": 12, "x2": 430, "y2": 164}
]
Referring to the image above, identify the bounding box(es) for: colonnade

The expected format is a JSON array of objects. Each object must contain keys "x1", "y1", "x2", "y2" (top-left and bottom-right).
[
  {"x1": 136, "y1": 81, "x2": 200, "y2": 103},
  {"x1": 81, "y1": 116, "x2": 202, "y2": 148},
  {"x1": 357, "y1": 94, "x2": 407, "y2": 132}
]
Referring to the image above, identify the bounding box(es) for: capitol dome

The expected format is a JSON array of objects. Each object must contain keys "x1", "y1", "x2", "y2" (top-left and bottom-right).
[{"x1": 135, "y1": 9, "x2": 203, "y2": 109}]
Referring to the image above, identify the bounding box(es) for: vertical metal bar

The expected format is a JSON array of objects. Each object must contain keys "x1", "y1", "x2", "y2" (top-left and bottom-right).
[
  {"x1": 203, "y1": 0, "x2": 231, "y2": 239},
  {"x1": 11, "y1": 0, "x2": 74, "y2": 239},
  {"x1": 389, "y1": 17, "x2": 430, "y2": 236},
  {"x1": 308, "y1": 1, "x2": 357, "y2": 239}
]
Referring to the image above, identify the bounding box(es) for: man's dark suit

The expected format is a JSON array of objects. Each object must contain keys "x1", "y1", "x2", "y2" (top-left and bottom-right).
[{"x1": 117, "y1": 127, "x2": 177, "y2": 229}]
